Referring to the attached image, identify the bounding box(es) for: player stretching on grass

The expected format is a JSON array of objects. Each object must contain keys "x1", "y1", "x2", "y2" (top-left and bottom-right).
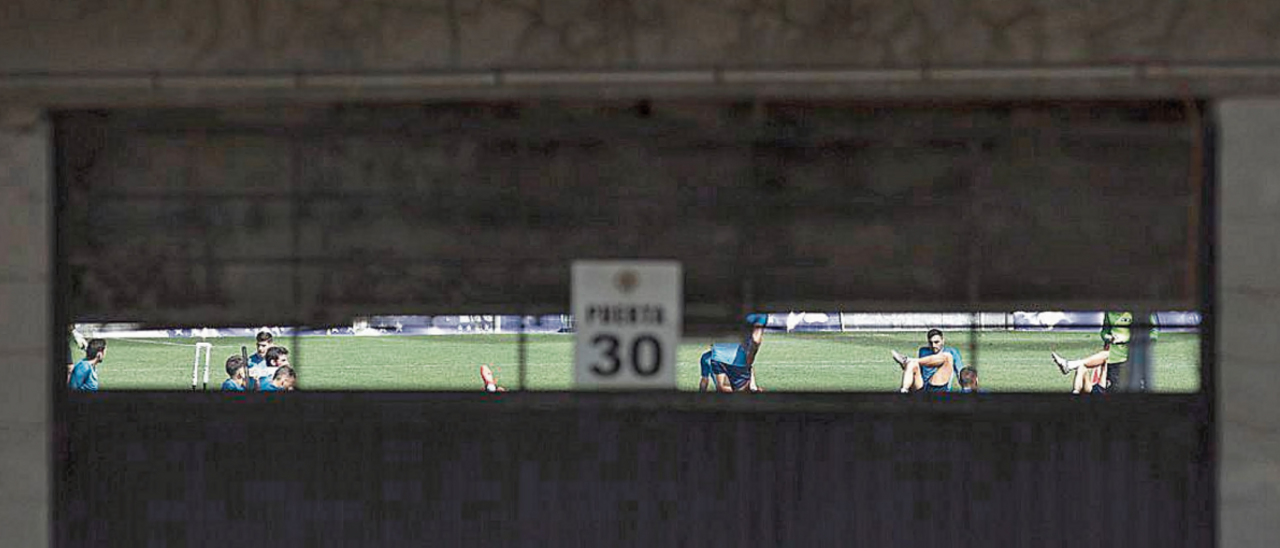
[
  {"x1": 705, "y1": 314, "x2": 768, "y2": 393},
  {"x1": 890, "y1": 329, "x2": 963, "y2": 393},
  {"x1": 480, "y1": 364, "x2": 507, "y2": 392},
  {"x1": 698, "y1": 350, "x2": 718, "y2": 392},
  {"x1": 1051, "y1": 311, "x2": 1157, "y2": 394}
]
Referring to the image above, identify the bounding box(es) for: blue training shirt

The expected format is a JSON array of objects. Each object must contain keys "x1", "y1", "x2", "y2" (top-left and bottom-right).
[
  {"x1": 68, "y1": 359, "x2": 98, "y2": 391},
  {"x1": 221, "y1": 379, "x2": 245, "y2": 392},
  {"x1": 259, "y1": 381, "x2": 281, "y2": 392},
  {"x1": 917, "y1": 346, "x2": 963, "y2": 391},
  {"x1": 709, "y1": 342, "x2": 753, "y2": 390},
  {"x1": 710, "y1": 343, "x2": 747, "y2": 366},
  {"x1": 247, "y1": 353, "x2": 267, "y2": 369}
]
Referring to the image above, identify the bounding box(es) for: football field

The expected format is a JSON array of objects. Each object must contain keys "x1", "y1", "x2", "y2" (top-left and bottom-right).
[{"x1": 76, "y1": 330, "x2": 1200, "y2": 392}]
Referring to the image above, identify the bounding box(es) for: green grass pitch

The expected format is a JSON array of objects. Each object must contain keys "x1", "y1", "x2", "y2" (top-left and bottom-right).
[{"x1": 74, "y1": 330, "x2": 1200, "y2": 392}]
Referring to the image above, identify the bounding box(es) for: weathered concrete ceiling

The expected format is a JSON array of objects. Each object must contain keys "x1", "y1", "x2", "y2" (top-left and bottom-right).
[
  {"x1": 58, "y1": 103, "x2": 1202, "y2": 327},
  {"x1": 3, "y1": 1, "x2": 1280, "y2": 101}
]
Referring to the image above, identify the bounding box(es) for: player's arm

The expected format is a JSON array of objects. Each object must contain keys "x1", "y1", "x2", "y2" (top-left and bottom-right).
[
  {"x1": 748, "y1": 369, "x2": 762, "y2": 392},
  {"x1": 699, "y1": 352, "x2": 713, "y2": 392},
  {"x1": 745, "y1": 326, "x2": 764, "y2": 366}
]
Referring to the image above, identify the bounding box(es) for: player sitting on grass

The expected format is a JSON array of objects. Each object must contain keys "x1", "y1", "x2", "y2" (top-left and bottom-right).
[
  {"x1": 891, "y1": 329, "x2": 963, "y2": 393},
  {"x1": 248, "y1": 331, "x2": 273, "y2": 370},
  {"x1": 68, "y1": 338, "x2": 107, "y2": 392},
  {"x1": 249, "y1": 346, "x2": 289, "y2": 388},
  {"x1": 1051, "y1": 311, "x2": 1158, "y2": 394},
  {"x1": 222, "y1": 355, "x2": 248, "y2": 392},
  {"x1": 708, "y1": 314, "x2": 768, "y2": 393},
  {"x1": 480, "y1": 364, "x2": 506, "y2": 392},
  {"x1": 259, "y1": 366, "x2": 296, "y2": 392},
  {"x1": 1052, "y1": 347, "x2": 1108, "y2": 394}
]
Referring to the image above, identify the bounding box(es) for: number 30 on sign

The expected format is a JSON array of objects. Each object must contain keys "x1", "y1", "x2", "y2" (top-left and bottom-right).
[{"x1": 572, "y1": 261, "x2": 681, "y2": 390}]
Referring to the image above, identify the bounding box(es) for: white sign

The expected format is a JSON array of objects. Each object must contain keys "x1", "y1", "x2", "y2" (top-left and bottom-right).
[{"x1": 572, "y1": 261, "x2": 681, "y2": 389}]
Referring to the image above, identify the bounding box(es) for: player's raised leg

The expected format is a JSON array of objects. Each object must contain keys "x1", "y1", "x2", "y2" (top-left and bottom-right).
[
  {"x1": 1052, "y1": 350, "x2": 1109, "y2": 393},
  {"x1": 480, "y1": 363, "x2": 506, "y2": 392},
  {"x1": 892, "y1": 350, "x2": 923, "y2": 393}
]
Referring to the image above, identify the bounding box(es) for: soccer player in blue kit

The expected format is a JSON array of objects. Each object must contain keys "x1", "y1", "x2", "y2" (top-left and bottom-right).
[
  {"x1": 259, "y1": 366, "x2": 296, "y2": 392},
  {"x1": 248, "y1": 331, "x2": 273, "y2": 370},
  {"x1": 891, "y1": 328, "x2": 963, "y2": 393},
  {"x1": 221, "y1": 355, "x2": 248, "y2": 392},
  {"x1": 699, "y1": 350, "x2": 719, "y2": 392},
  {"x1": 701, "y1": 314, "x2": 768, "y2": 393},
  {"x1": 68, "y1": 338, "x2": 106, "y2": 391}
]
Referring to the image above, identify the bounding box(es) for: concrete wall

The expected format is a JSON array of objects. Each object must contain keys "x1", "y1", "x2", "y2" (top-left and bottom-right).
[
  {"x1": 56, "y1": 104, "x2": 1198, "y2": 328},
  {"x1": 10, "y1": 1, "x2": 1280, "y2": 102},
  {"x1": 0, "y1": 0, "x2": 1277, "y2": 71},
  {"x1": 0, "y1": 108, "x2": 51, "y2": 547},
  {"x1": 1217, "y1": 99, "x2": 1280, "y2": 547}
]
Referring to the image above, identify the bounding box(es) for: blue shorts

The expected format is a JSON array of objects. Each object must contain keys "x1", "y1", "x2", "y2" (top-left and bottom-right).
[
  {"x1": 922, "y1": 382, "x2": 950, "y2": 394},
  {"x1": 713, "y1": 361, "x2": 752, "y2": 391},
  {"x1": 920, "y1": 366, "x2": 953, "y2": 393}
]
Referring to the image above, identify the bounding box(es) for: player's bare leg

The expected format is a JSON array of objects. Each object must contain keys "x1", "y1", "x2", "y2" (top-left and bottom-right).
[
  {"x1": 1053, "y1": 350, "x2": 1108, "y2": 393},
  {"x1": 480, "y1": 364, "x2": 506, "y2": 392},
  {"x1": 916, "y1": 352, "x2": 955, "y2": 387},
  {"x1": 894, "y1": 350, "x2": 954, "y2": 391},
  {"x1": 1081, "y1": 363, "x2": 1107, "y2": 393},
  {"x1": 715, "y1": 372, "x2": 734, "y2": 393},
  {"x1": 892, "y1": 351, "x2": 924, "y2": 392}
]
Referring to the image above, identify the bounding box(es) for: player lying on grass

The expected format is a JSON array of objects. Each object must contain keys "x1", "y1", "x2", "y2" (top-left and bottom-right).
[
  {"x1": 222, "y1": 355, "x2": 248, "y2": 392},
  {"x1": 890, "y1": 329, "x2": 963, "y2": 393},
  {"x1": 1051, "y1": 311, "x2": 1158, "y2": 394},
  {"x1": 701, "y1": 314, "x2": 768, "y2": 393},
  {"x1": 68, "y1": 338, "x2": 107, "y2": 392}
]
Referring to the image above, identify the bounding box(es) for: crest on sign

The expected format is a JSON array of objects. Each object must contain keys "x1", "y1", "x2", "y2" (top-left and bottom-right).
[{"x1": 615, "y1": 270, "x2": 639, "y2": 294}]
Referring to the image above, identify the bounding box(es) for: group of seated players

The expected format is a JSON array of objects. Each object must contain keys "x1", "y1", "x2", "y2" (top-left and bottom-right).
[
  {"x1": 220, "y1": 331, "x2": 297, "y2": 392},
  {"x1": 696, "y1": 310, "x2": 1148, "y2": 394},
  {"x1": 696, "y1": 315, "x2": 983, "y2": 394}
]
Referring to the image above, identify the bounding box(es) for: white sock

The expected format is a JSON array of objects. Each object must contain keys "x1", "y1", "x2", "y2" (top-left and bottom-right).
[{"x1": 1066, "y1": 359, "x2": 1085, "y2": 371}]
